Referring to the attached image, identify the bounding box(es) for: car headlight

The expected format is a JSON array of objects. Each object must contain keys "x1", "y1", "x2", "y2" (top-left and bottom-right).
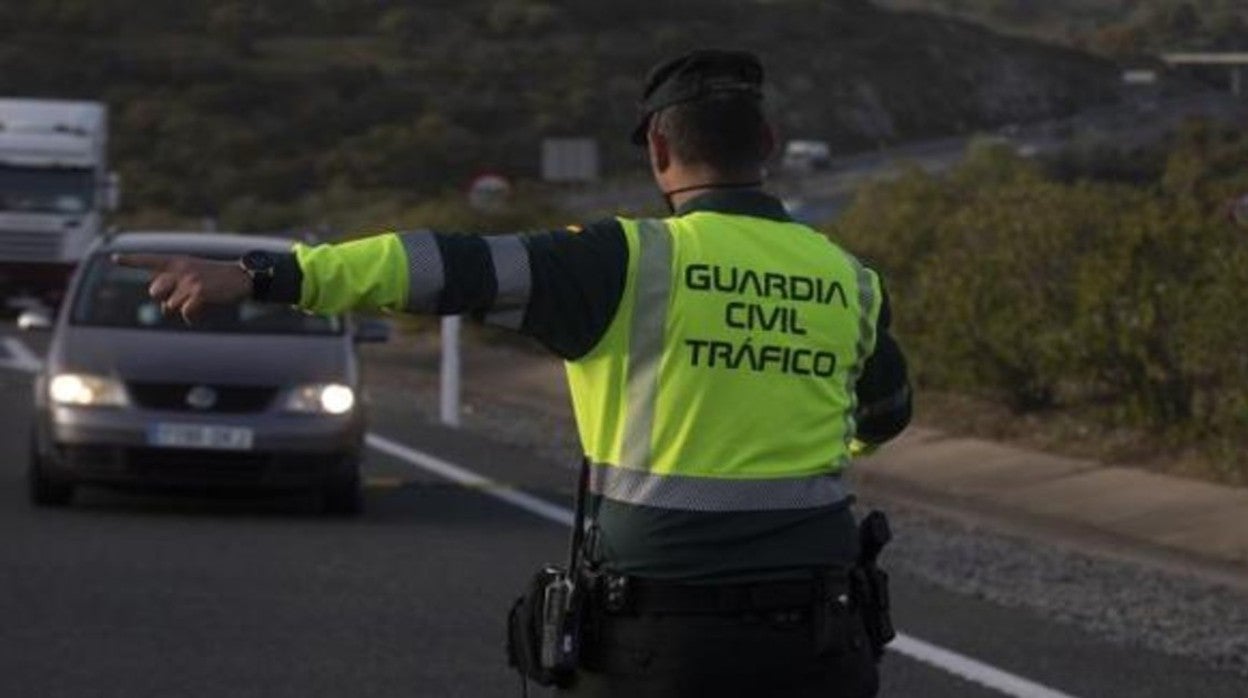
[
  {"x1": 283, "y1": 383, "x2": 355, "y2": 415},
  {"x1": 49, "y1": 373, "x2": 129, "y2": 407}
]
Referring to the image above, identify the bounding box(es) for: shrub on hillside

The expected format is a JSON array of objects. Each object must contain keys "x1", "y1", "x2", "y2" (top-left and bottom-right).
[{"x1": 831, "y1": 132, "x2": 1248, "y2": 474}]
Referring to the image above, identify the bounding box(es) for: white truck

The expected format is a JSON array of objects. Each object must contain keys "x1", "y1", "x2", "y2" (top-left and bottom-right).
[{"x1": 0, "y1": 98, "x2": 118, "y2": 308}]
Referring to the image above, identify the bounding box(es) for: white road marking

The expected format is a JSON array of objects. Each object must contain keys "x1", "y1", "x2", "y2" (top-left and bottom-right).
[
  {"x1": 0, "y1": 331, "x2": 1081, "y2": 698},
  {"x1": 367, "y1": 431, "x2": 1084, "y2": 698},
  {"x1": 0, "y1": 337, "x2": 43, "y2": 373},
  {"x1": 891, "y1": 635, "x2": 1080, "y2": 698},
  {"x1": 365, "y1": 433, "x2": 573, "y2": 527}
]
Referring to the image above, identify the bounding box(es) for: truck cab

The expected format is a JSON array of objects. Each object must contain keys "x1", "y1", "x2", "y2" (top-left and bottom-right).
[{"x1": 0, "y1": 98, "x2": 118, "y2": 310}]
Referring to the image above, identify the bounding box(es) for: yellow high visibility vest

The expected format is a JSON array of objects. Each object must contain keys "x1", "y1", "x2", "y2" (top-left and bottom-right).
[{"x1": 566, "y1": 212, "x2": 882, "y2": 511}]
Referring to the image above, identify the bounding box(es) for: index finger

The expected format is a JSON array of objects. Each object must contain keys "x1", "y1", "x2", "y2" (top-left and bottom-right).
[{"x1": 111, "y1": 253, "x2": 175, "y2": 272}]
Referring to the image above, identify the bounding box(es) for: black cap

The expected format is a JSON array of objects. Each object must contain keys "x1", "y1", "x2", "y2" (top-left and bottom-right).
[{"x1": 630, "y1": 49, "x2": 764, "y2": 146}]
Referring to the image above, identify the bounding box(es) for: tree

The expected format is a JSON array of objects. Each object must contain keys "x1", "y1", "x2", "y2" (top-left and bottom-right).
[{"x1": 206, "y1": 2, "x2": 271, "y2": 56}]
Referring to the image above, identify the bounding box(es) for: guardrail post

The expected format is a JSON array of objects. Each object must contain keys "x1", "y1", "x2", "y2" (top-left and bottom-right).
[{"x1": 440, "y1": 315, "x2": 461, "y2": 427}]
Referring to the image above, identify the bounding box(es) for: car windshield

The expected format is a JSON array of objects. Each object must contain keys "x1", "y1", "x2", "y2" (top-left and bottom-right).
[
  {"x1": 0, "y1": 164, "x2": 94, "y2": 214},
  {"x1": 71, "y1": 255, "x2": 342, "y2": 335}
]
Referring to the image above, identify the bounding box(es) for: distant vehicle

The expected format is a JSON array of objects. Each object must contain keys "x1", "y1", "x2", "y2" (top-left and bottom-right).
[
  {"x1": 781, "y1": 197, "x2": 844, "y2": 225},
  {"x1": 973, "y1": 134, "x2": 1039, "y2": 159},
  {"x1": 996, "y1": 122, "x2": 1021, "y2": 137},
  {"x1": 781, "y1": 139, "x2": 832, "y2": 172},
  {"x1": 0, "y1": 98, "x2": 119, "y2": 310},
  {"x1": 22, "y1": 232, "x2": 390, "y2": 515}
]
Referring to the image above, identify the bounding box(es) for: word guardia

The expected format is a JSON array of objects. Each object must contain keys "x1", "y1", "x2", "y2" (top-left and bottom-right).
[{"x1": 684, "y1": 263, "x2": 849, "y2": 307}]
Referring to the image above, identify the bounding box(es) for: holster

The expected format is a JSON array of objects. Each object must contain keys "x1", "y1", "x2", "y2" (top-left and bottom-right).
[
  {"x1": 851, "y1": 565, "x2": 895, "y2": 660},
  {"x1": 507, "y1": 457, "x2": 595, "y2": 688},
  {"x1": 506, "y1": 565, "x2": 584, "y2": 688},
  {"x1": 853, "y1": 510, "x2": 897, "y2": 661}
]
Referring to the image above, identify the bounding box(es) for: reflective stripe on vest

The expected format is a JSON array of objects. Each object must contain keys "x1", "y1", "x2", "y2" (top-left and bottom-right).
[
  {"x1": 841, "y1": 255, "x2": 879, "y2": 452},
  {"x1": 620, "y1": 219, "x2": 672, "y2": 472},
  {"x1": 483, "y1": 234, "x2": 531, "y2": 330},
  {"x1": 588, "y1": 460, "x2": 850, "y2": 512},
  {"x1": 399, "y1": 231, "x2": 445, "y2": 313}
]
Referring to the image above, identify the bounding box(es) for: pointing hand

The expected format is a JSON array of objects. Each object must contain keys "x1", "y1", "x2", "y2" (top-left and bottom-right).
[{"x1": 111, "y1": 253, "x2": 252, "y2": 324}]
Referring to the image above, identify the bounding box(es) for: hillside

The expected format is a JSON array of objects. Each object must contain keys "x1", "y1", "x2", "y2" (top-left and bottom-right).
[
  {"x1": 876, "y1": 0, "x2": 1248, "y2": 55},
  {"x1": 0, "y1": 0, "x2": 1121, "y2": 230}
]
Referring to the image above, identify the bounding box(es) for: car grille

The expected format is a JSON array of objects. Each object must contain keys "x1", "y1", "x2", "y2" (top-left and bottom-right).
[
  {"x1": 127, "y1": 447, "x2": 271, "y2": 481},
  {"x1": 0, "y1": 230, "x2": 62, "y2": 261},
  {"x1": 125, "y1": 448, "x2": 340, "y2": 483},
  {"x1": 58, "y1": 445, "x2": 347, "y2": 488},
  {"x1": 127, "y1": 383, "x2": 278, "y2": 413}
]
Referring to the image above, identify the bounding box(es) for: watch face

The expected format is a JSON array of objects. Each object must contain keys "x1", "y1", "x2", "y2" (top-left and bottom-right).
[{"x1": 242, "y1": 250, "x2": 275, "y2": 273}]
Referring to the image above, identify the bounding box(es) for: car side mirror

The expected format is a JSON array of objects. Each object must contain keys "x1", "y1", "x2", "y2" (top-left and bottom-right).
[
  {"x1": 17, "y1": 308, "x2": 53, "y2": 332},
  {"x1": 353, "y1": 318, "x2": 391, "y2": 344}
]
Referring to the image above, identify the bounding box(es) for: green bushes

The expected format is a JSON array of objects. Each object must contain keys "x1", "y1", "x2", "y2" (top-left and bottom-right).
[
  {"x1": 831, "y1": 130, "x2": 1248, "y2": 478},
  {"x1": 0, "y1": 0, "x2": 1121, "y2": 231}
]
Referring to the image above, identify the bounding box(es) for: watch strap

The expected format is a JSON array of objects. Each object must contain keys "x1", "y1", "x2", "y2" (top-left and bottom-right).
[{"x1": 265, "y1": 253, "x2": 304, "y2": 305}]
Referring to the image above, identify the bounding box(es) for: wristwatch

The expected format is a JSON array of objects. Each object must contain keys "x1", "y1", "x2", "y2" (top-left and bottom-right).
[{"x1": 239, "y1": 250, "x2": 277, "y2": 300}]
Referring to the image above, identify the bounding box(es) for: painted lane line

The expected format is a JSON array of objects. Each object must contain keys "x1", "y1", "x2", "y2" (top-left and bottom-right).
[
  {"x1": 1, "y1": 337, "x2": 43, "y2": 373},
  {"x1": 366, "y1": 431, "x2": 1084, "y2": 698},
  {"x1": 891, "y1": 635, "x2": 1079, "y2": 698},
  {"x1": 365, "y1": 433, "x2": 574, "y2": 527}
]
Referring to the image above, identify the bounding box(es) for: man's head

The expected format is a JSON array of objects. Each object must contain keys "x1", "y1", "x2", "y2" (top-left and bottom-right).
[{"x1": 633, "y1": 50, "x2": 775, "y2": 192}]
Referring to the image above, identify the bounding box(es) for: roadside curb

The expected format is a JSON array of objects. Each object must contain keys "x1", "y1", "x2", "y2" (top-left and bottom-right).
[
  {"x1": 364, "y1": 335, "x2": 1248, "y2": 586},
  {"x1": 851, "y1": 426, "x2": 1248, "y2": 584}
]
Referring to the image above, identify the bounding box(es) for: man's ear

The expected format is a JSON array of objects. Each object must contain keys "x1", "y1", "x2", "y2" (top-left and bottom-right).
[{"x1": 648, "y1": 123, "x2": 672, "y2": 174}]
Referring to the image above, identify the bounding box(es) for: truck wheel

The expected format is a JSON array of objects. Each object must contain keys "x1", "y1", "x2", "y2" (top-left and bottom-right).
[
  {"x1": 29, "y1": 437, "x2": 74, "y2": 507},
  {"x1": 321, "y1": 458, "x2": 363, "y2": 517}
]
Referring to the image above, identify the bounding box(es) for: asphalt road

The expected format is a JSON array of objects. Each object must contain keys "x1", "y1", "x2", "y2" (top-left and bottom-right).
[{"x1": 3, "y1": 325, "x2": 1246, "y2": 698}]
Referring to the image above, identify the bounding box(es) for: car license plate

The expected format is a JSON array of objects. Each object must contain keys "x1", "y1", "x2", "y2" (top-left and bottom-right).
[{"x1": 148, "y1": 423, "x2": 254, "y2": 451}]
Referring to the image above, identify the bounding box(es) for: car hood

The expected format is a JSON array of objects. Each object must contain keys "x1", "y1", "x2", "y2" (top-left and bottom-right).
[{"x1": 50, "y1": 326, "x2": 352, "y2": 387}]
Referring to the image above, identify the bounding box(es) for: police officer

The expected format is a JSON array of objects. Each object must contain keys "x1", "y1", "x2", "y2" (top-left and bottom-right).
[{"x1": 120, "y1": 49, "x2": 911, "y2": 697}]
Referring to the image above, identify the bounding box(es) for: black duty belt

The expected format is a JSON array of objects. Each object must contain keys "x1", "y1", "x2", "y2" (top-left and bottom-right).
[{"x1": 592, "y1": 570, "x2": 854, "y2": 616}]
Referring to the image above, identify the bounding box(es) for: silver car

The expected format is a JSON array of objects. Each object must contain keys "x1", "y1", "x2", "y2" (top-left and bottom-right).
[{"x1": 25, "y1": 232, "x2": 388, "y2": 515}]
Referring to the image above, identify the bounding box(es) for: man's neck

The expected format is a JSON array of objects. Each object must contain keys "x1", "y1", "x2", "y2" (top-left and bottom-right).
[{"x1": 663, "y1": 174, "x2": 764, "y2": 210}]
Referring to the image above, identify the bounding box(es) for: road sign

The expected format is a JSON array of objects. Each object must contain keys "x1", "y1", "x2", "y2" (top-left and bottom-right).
[
  {"x1": 467, "y1": 173, "x2": 511, "y2": 213},
  {"x1": 541, "y1": 137, "x2": 599, "y2": 183}
]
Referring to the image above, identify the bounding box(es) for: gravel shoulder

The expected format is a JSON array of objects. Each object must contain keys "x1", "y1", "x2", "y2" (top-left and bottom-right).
[{"x1": 360, "y1": 330, "x2": 1248, "y2": 678}]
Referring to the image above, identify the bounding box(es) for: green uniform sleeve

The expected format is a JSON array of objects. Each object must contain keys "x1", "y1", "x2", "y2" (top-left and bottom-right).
[{"x1": 292, "y1": 234, "x2": 411, "y2": 315}]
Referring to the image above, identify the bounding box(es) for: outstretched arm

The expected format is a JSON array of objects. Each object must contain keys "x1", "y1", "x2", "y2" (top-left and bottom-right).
[
  {"x1": 111, "y1": 253, "x2": 253, "y2": 324},
  {"x1": 115, "y1": 223, "x2": 628, "y2": 360},
  {"x1": 114, "y1": 233, "x2": 434, "y2": 321}
]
